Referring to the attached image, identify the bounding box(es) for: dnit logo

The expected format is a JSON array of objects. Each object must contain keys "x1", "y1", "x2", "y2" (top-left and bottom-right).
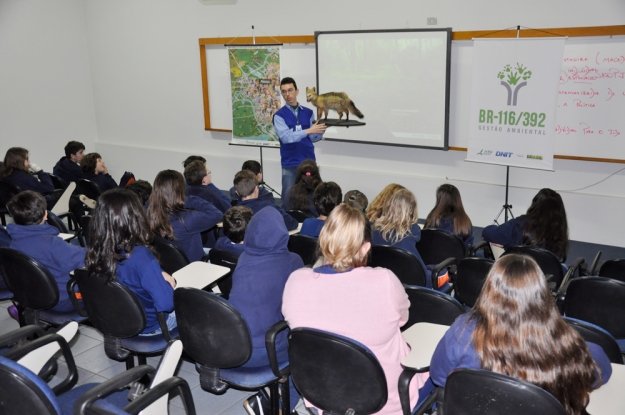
[
  {"x1": 497, "y1": 63, "x2": 533, "y2": 106},
  {"x1": 496, "y1": 151, "x2": 513, "y2": 157}
]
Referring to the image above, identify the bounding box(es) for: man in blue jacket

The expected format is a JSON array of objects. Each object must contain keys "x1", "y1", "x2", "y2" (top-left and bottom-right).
[{"x1": 273, "y1": 77, "x2": 326, "y2": 198}]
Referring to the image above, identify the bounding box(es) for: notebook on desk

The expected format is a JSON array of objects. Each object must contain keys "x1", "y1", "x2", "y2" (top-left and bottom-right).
[{"x1": 172, "y1": 262, "x2": 230, "y2": 290}]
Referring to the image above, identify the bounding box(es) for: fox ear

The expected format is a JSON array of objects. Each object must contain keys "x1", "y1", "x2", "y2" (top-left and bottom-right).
[{"x1": 313, "y1": 87, "x2": 316, "y2": 92}]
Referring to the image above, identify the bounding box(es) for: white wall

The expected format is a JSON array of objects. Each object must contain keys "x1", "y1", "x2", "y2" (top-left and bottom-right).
[
  {"x1": 0, "y1": 0, "x2": 97, "y2": 169},
  {"x1": 4, "y1": 0, "x2": 625, "y2": 247}
]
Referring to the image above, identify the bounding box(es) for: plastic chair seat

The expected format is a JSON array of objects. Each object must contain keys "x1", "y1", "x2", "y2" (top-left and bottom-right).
[
  {"x1": 38, "y1": 309, "x2": 88, "y2": 326},
  {"x1": 0, "y1": 289, "x2": 13, "y2": 301},
  {"x1": 221, "y1": 360, "x2": 290, "y2": 389},
  {"x1": 119, "y1": 327, "x2": 179, "y2": 355}
]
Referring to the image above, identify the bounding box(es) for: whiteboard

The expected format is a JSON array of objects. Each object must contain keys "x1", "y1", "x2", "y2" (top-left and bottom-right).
[
  {"x1": 204, "y1": 34, "x2": 625, "y2": 162},
  {"x1": 450, "y1": 36, "x2": 625, "y2": 161}
]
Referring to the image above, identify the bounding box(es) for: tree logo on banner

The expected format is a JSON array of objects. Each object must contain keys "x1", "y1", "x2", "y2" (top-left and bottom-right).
[{"x1": 497, "y1": 63, "x2": 533, "y2": 106}]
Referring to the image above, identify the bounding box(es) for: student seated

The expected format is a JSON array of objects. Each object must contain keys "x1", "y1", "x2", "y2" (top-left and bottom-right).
[
  {"x1": 343, "y1": 189, "x2": 368, "y2": 212},
  {"x1": 53, "y1": 141, "x2": 85, "y2": 184},
  {"x1": 229, "y1": 207, "x2": 304, "y2": 413},
  {"x1": 283, "y1": 204, "x2": 430, "y2": 415},
  {"x1": 0, "y1": 147, "x2": 55, "y2": 200},
  {"x1": 424, "y1": 184, "x2": 474, "y2": 250},
  {"x1": 482, "y1": 188, "x2": 569, "y2": 262},
  {"x1": 371, "y1": 189, "x2": 448, "y2": 289},
  {"x1": 282, "y1": 159, "x2": 321, "y2": 216},
  {"x1": 146, "y1": 170, "x2": 221, "y2": 262},
  {"x1": 233, "y1": 170, "x2": 298, "y2": 231},
  {"x1": 182, "y1": 155, "x2": 231, "y2": 205},
  {"x1": 299, "y1": 181, "x2": 342, "y2": 238},
  {"x1": 80, "y1": 153, "x2": 134, "y2": 191},
  {"x1": 125, "y1": 179, "x2": 152, "y2": 205},
  {"x1": 86, "y1": 188, "x2": 176, "y2": 336},
  {"x1": 214, "y1": 206, "x2": 252, "y2": 256},
  {"x1": 228, "y1": 160, "x2": 275, "y2": 204},
  {"x1": 184, "y1": 160, "x2": 231, "y2": 213},
  {"x1": 366, "y1": 183, "x2": 405, "y2": 222},
  {"x1": 6, "y1": 191, "x2": 86, "y2": 313},
  {"x1": 430, "y1": 254, "x2": 611, "y2": 415}
]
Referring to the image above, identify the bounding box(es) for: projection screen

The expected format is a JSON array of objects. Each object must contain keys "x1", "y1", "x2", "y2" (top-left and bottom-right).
[{"x1": 315, "y1": 29, "x2": 452, "y2": 149}]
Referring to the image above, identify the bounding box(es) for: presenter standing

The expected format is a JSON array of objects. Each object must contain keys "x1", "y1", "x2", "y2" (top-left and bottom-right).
[{"x1": 273, "y1": 77, "x2": 326, "y2": 198}]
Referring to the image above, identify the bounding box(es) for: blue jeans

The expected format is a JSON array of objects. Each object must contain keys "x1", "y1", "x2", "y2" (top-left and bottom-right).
[
  {"x1": 139, "y1": 311, "x2": 177, "y2": 336},
  {"x1": 281, "y1": 166, "x2": 298, "y2": 200}
]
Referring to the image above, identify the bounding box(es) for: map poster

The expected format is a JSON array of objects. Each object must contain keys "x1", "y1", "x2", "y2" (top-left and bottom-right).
[{"x1": 228, "y1": 47, "x2": 281, "y2": 147}]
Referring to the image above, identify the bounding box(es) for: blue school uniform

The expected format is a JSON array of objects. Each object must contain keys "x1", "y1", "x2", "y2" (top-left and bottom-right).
[
  {"x1": 371, "y1": 223, "x2": 433, "y2": 288},
  {"x1": 169, "y1": 196, "x2": 222, "y2": 262},
  {"x1": 83, "y1": 172, "x2": 119, "y2": 192},
  {"x1": 214, "y1": 236, "x2": 245, "y2": 256},
  {"x1": 229, "y1": 185, "x2": 275, "y2": 205},
  {"x1": 115, "y1": 246, "x2": 174, "y2": 334},
  {"x1": 186, "y1": 184, "x2": 232, "y2": 213},
  {"x1": 238, "y1": 198, "x2": 299, "y2": 231},
  {"x1": 430, "y1": 313, "x2": 612, "y2": 388},
  {"x1": 53, "y1": 157, "x2": 84, "y2": 183},
  {"x1": 228, "y1": 207, "x2": 303, "y2": 408},
  {"x1": 299, "y1": 218, "x2": 325, "y2": 238},
  {"x1": 437, "y1": 216, "x2": 474, "y2": 250},
  {"x1": 2, "y1": 169, "x2": 55, "y2": 194},
  {"x1": 7, "y1": 223, "x2": 86, "y2": 312}
]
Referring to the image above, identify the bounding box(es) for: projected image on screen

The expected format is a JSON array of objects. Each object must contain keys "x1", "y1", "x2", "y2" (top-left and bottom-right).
[{"x1": 316, "y1": 29, "x2": 451, "y2": 149}]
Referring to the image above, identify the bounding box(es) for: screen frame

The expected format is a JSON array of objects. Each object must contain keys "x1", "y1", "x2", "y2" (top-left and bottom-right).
[{"x1": 314, "y1": 28, "x2": 453, "y2": 150}]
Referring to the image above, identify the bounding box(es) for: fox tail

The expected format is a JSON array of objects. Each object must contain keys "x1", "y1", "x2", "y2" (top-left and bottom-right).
[{"x1": 349, "y1": 101, "x2": 364, "y2": 118}]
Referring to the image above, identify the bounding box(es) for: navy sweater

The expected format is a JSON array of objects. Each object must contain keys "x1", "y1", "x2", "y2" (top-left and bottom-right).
[
  {"x1": 7, "y1": 223, "x2": 86, "y2": 312},
  {"x1": 229, "y1": 185, "x2": 275, "y2": 205},
  {"x1": 214, "y1": 236, "x2": 245, "y2": 256},
  {"x1": 168, "y1": 196, "x2": 222, "y2": 262},
  {"x1": 2, "y1": 169, "x2": 54, "y2": 194},
  {"x1": 186, "y1": 184, "x2": 231, "y2": 213},
  {"x1": 238, "y1": 198, "x2": 299, "y2": 231},
  {"x1": 115, "y1": 246, "x2": 174, "y2": 334},
  {"x1": 229, "y1": 207, "x2": 304, "y2": 351},
  {"x1": 53, "y1": 157, "x2": 84, "y2": 183},
  {"x1": 430, "y1": 314, "x2": 612, "y2": 388},
  {"x1": 83, "y1": 172, "x2": 118, "y2": 192}
]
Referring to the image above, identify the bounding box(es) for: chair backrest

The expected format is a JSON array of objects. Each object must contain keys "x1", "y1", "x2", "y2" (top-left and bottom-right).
[
  {"x1": 74, "y1": 179, "x2": 103, "y2": 201},
  {"x1": 80, "y1": 215, "x2": 92, "y2": 243},
  {"x1": 288, "y1": 234, "x2": 318, "y2": 267},
  {"x1": 0, "y1": 248, "x2": 59, "y2": 311},
  {"x1": 74, "y1": 268, "x2": 146, "y2": 338},
  {"x1": 403, "y1": 286, "x2": 465, "y2": 329},
  {"x1": 416, "y1": 228, "x2": 465, "y2": 266},
  {"x1": 369, "y1": 245, "x2": 427, "y2": 287},
  {"x1": 207, "y1": 249, "x2": 239, "y2": 298},
  {"x1": 174, "y1": 288, "x2": 252, "y2": 368},
  {"x1": 48, "y1": 174, "x2": 68, "y2": 190},
  {"x1": 563, "y1": 317, "x2": 623, "y2": 364},
  {"x1": 455, "y1": 257, "x2": 494, "y2": 308},
  {"x1": 598, "y1": 259, "x2": 625, "y2": 283},
  {"x1": 286, "y1": 209, "x2": 315, "y2": 222},
  {"x1": 443, "y1": 368, "x2": 566, "y2": 415},
  {"x1": 564, "y1": 276, "x2": 625, "y2": 339},
  {"x1": 288, "y1": 328, "x2": 387, "y2": 415},
  {"x1": 503, "y1": 246, "x2": 564, "y2": 289},
  {"x1": 152, "y1": 236, "x2": 190, "y2": 275},
  {"x1": 0, "y1": 181, "x2": 21, "y2": 207},
  {"x1": 0, "y1": 355, "x2": 61, "y2": 415},
  {"x1": 46, "y1": 214, "x2": 69, "y2": 234}
]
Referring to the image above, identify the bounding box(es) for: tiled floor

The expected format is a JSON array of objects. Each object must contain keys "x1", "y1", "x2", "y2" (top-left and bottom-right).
[{"x1": 0, "y1": 299, "x2": 307, "y2": 415}]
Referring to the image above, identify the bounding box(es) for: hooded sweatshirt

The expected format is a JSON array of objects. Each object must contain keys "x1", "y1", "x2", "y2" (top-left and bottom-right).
[
  {"x1": 228, "y1": 206, "x2": 304, "y2": 352},
  {"x1": 7, "y1": 223, "x2": 86, "y2": 312},
  {"x1": 53, "y1": 157, "x2": 84, "y2": 184}
]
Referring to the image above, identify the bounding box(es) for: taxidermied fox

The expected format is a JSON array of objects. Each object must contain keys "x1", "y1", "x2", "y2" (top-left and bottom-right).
[{"x1": 305, "y1": 87, "x2": 364, "y2": 123}]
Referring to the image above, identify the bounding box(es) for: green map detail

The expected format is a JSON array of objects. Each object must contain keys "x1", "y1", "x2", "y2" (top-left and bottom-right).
[{"x1": 229, "y1": 48, "x2": 281, "y2": 142}]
